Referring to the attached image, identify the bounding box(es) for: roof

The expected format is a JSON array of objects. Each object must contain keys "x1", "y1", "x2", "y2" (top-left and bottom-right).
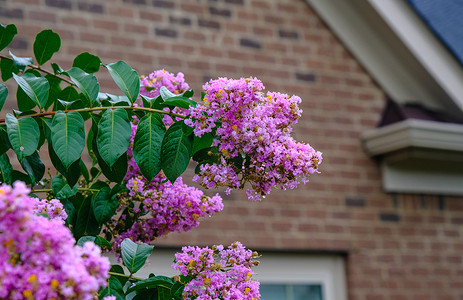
[
  {"x1": 407, "y1": 0, "x2": 463, "y2": 67},
  {"x1": 377, "y1": 99, "x2": 463, "y2": 128}
]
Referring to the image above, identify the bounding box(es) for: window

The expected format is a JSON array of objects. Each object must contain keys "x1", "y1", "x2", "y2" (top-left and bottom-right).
[
  {"x1": 254, "y1": 253, "x2": 347, "y2": 300},
  {"x1": 260, "y1": 283, "x2": 323, "y2": 300},
  {"x1": 109, "y1": 250, "x2": 347, "y2": 300}
]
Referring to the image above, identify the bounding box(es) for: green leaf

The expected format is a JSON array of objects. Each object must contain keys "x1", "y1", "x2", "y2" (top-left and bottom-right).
[
  {"x1": 9, "y1": 51, "x2": 33, "y2": 72},
  {"x1": 127, "y1": 276, "x2": 174, "y2": 294},
  {"x1": 132, "y1": 290, "x2": 156, "y2": 300},
  {"x1": 11, "y1": 170, "x2": 31, "y2": 185},
  {"x1": 158, "y1": 286, "x2": 172, "y2": 300},
  {"x1": 65, "y1": 67, "x2": 99, "y2": 107},
  {"x1": 163, "y1": 96, "x2": 197, "y2": 109},
  {"x1": 55, "y1": 86, "x2": 80, "y2": 110},
  {"x1": 60, "y1": 198, "x2": 75, "y2": 227},
  {"x1": 48, "y1": 142, "x2": 81, "y2": 187},
  {"x1": 192, "y1": 132, "x2": 214, "y2": 155},
  {"x1": 15, "y1": 71, "x2": 40, "y2": 112},
  {"x1": 109, "y1": 264, "x2": 128, "y2": 286},
  {"x1": 133, "y1": 113, "x2": 165, "y2": 181},
  {"x1": 141, "y1": 94, "x2": 164, "y2": 109},
  {"x1": 0, "y1": 24, "x2": 17, "y2": 51},
  {"x1": 33, "y1": 29, "x2": 61, "y2": 66},
  {"x1": 80, "y1": 161, "x2": 89, "y2": 182},
  {"x1": 91, "y1": 131, "x2": 127, "y2": 183},
  {"x1": 91, "y1": 182, "x2": 117, "y2": 225},
  {"x1": 183, "y1": 89, "x2": 194, "y2": 98},
  {"x1": 41, "y1": 117, "x2": 53, "y2": 141},
  {"x1": 97, "y1": 108, "x2": 131, "y2": 167},
  {"x1": 51, "y1": 174, "x2": 79, "y2": 199},
  {"x1": 0, "y1": 83, "x2": 7, "y2": 111},
  {"x1": 182, "y1": 122, "x2": 193, "y2": 136},
  {"x1": 13, "y1": 72, "x2": 49, "y2": 109},
  {"x1": 161, "y1": 121, "x2": 193, "y2": 183},
  {"x1": 0, "y1": 153, "x2": 13, "y2": 184},
  {"x1": 0, "y1": 58, "x2": 14, "y2": 81},
  {"x1": 0, "y1": 126, "x2": 10, "y2": 156},
  {"x1": 100, "y1": 276, "x2": 125, "y2": 300},
  {"x1": 94, "y1": 235, "x2": 112, "y2": 249},
  {"x1": 20, "y1": 151, "x2": 45, "y2": 185},
  {"x1": 193, "y1": 147, "x2": 219, "y2": 174},
  {"x1": 5, "y1": 114, "x2": 39, "y2": 162},
  {"x1": 77, "y1": 235, "x2": 112, "y2": 250},
  {"x1": 16, "y1": 85, "x2": 35, "y2": 112},
  {"x1": 101, "y1": 93, "x2": 131, "y2": 106},
  {"x1": 51, "y1": 111, "x2": 85, "y2": 168},
  {"x1": 121, "y1": 238, "x2": 154, "y2": 274},
  {"x1": 76, "y1": 235, "x2": 97, "y2": 247},
  {"x1": 51, "y1": 62, "x2": 63, "y2": 74},
  {"x1": 105, "y1": 61, "x2": 140, "y2": 104},
  {"x1": 74, "y1": 194, "x2": 101, "y2": 239},
  {"x1": 171, "y1": 281, "x2": 186, "y2": 300},
  {"x1": 44, "y1": 74, "x2": 61, "y2": 110},
  {"x1": 159, "y1": 86, "x2": 176, "y2": 100},
  {"x1": 73, "y1": 52, "x2": 101, "y2": 73}
]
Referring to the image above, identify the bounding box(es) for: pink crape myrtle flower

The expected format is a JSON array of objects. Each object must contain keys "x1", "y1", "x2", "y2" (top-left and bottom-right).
[
  {"x1": 0, "y1": 181, "x2": 110, "y2": 300},
  {"x1": 173, "y1": 242, "x2": 261, "y2": 300},
  {"x1": 186, "y1": 77, "x2": 322, "y2": 200},
  {"x1": 140, "y1": 69, "x2": 191, "y2": 126},
  {"x1": 109, "y1": 69, "x2": 224, "y2": 250}
]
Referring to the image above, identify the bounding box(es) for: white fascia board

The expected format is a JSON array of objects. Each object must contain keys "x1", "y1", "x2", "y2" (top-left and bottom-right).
[
  {"x1": 368, "y1": 0, "x2": 463, "y2": 113},
  {"x1": 362, "y1": 119, "x2": 463, "y2": 157},
  {"x1": 306, "y1": 0, "x2": 463, "y2": 116}
]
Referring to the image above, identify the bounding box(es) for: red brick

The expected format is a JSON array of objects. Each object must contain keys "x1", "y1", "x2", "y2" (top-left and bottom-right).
[{"x1": 6, "y1": 1, "x2": 463, "y2": 298}]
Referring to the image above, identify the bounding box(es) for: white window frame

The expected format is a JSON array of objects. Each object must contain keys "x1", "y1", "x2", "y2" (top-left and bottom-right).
[
  {"x1": 109, "y1": 250, "x2": 347, "y2": 300},
  {"x1": 255, "y1": 253, "x2": 347, "y2": 300}
]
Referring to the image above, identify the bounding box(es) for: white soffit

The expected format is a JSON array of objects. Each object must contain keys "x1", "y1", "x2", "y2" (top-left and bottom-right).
[
  {"x1": 306, "y1": 0, "x2": 463, "y2": 117},
  {"x1": 368, "y1": 0, "x2": 463, "y2": 114},
  {"x1": 362, "y1": 119, "x2": 463, "y2": 157}
]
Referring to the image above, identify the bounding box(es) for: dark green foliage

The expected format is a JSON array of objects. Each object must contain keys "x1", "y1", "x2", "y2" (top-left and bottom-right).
[
  {"x1": 33, "y1": 29, "x2": 61, "y2": 66},
  {"x1": 73, "y1": 52, "x2": 102, "y2": 73},
  {"x1": 0, "y1": 23, "x2": 206, "y2": 300}
]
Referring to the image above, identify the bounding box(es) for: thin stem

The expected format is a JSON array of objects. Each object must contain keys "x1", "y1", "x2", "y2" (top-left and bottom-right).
[
  {"x1": 108, "y1": 271, "x2": 144, "y2": 282},
  {"x1": 87, "y1": 169, "x2": 102, "y2": 188},
  {"x1": 78, "y1": 188, "x2": 101, "y2": 192},
  {"x1": 0, "y1": 54, "x2": 75, "y2": 86},
  {"x1": 31, "y1": 188, "x2": 100, "y2": 193},
  {"x1": 0, "y1": 106, "x2": 185, "y2": 123}
]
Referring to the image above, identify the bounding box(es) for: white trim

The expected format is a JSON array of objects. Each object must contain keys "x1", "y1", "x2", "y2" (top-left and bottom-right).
[
  {"x1": 362, "y1": 119, "x2": 463, "y2": 157},
  {"x1": 108, "y1": 251, "x2": 347, "y2": 300},
  {"x1": 382, "y1": 158, "x2": 463, "y2": 195},
  {"x1": 255, "y1": 253, "x2": 347, "y2": 300},
  {"x1": 362, "y1": 119, "x2": 463, "y2": 195},
  {"x1": 368, "y1": 0, "x2": 463, "y2": 113},
  {"x1": 306, "y1": 0, "x2": 463, "y2": 117}
]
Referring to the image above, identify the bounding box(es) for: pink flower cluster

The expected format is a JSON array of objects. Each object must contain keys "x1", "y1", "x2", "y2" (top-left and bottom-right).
[
  {"x1": 173, "y1": 242, "x2": 260, "y2": 300},
  {"x1": 33, "y1": 198, "x2": 68, "y2": 222},
  {"x1": 0, "y1": 182, "x2": 110, "y2": 300},
  {"x1": 186, "y1": 77, "x2": 322, "y2": 200},
  {"x1": 109, "y1": 70, "x2": 224, "y2": 247},
  {"x1": 140, "y1": 69, "x2": 190, "y2": 125},
  {"x1": 140, "y1": 69, "x2": 189, "y2": 98},
  {"x1": 115, "y1": 173, "x2": 223, "y2": 245}
]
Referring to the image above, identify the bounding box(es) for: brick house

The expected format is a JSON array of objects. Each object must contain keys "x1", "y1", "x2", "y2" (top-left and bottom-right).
[{"x1": 2, "y1": 0, "x2": 463, "y2": 299}]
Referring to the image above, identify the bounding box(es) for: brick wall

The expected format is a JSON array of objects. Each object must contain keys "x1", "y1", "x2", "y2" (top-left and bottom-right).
[{"x1": 1, "y1": 0, "x2": 463, "y2": 299}]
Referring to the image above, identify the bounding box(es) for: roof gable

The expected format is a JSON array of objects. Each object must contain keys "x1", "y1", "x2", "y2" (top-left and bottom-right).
[{"x1": 408, "y1": 0, "x2": 463, "y2": 67}]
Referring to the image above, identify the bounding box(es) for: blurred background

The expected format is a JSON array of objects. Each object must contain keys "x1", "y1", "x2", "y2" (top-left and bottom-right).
[{"x1": 2, "y1": 0, "x2": 463, "y2": 299}]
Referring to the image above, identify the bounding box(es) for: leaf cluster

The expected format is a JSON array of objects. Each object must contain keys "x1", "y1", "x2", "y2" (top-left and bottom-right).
[{"x1": 0, "y1": 24, "x2": 217, "y2": 300}]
